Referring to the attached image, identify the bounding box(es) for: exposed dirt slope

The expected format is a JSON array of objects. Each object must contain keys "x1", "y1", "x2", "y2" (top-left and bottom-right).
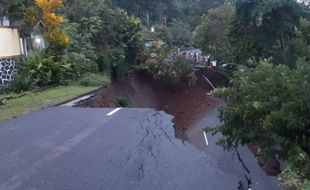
[
  {"x1": 77, "y1": 69, "x2": 281, "y2": 176},
  {"x1": 78, "y1": 68, "x2": 229, "y2": 131}
]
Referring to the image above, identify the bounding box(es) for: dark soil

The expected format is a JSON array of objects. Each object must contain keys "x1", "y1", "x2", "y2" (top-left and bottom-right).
[{"x1": 77, "y1": 68, "x2": 229, "y2": 131}]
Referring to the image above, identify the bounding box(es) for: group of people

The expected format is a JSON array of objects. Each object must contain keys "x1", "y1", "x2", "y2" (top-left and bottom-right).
[
  {"x1": 204, "y1": 55, "x2": 217, "y2": 67},
  {"x1": 171, "y1": 49, "x2": 218, "y2": 68}
]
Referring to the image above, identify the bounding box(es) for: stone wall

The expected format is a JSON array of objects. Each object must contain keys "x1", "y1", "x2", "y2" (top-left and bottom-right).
[{"x1": 0, "y1": 58, "x2": 17, "y2": 86}]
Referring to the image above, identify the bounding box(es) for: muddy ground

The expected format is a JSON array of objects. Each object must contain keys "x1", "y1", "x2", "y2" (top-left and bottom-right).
[{"x1": 77, "y1": 68, "x2": 228, "y2": 133}]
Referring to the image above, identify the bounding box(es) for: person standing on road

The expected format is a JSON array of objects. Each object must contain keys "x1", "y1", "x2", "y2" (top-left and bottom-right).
[
  {"x1": 212, "y1": 60, "x2": 217, "y2": 67},
  {"x1": 204, "y1": 56, "x2": 208, "y2": 65}
]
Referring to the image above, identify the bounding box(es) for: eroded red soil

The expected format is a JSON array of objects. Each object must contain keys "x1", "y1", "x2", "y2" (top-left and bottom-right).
[
  {"x1": 77, "y1": 68, "x2": 281, "y2": 176},
  {"x1": 78, "y1": 68, "x2": 228, "y2": 130}
]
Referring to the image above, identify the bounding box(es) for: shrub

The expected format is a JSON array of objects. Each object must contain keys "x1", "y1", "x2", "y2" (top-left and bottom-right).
[
  {"x1": 110, "y1": 50, "x2": 127, "y2": 79},
  {"x1": 97, "y1": 50, "x2": 128, "y2": 79},
  {"x1": 96, "y1": 53, "x2": 112, "y2": 73},
  {"x1": 111, "y1": 61, "x2": 128, "y2": 79},
  {"x1": 139, "y1": 48, "x2": 197, "y2": 85},
  {"x1": 21, "y1": 52, "x2": 74, "y2": 86},
  {"x1": 8, "y1": 73, "x2": 36, "y2": 93},
  {"x1": 68, "y1": 52, "x2": 98, "y2": 76},
  {"x1": 116, "y1": 97, "x2": 131, "y2": 107},
  {"x1": 77, "y1": 73, "x2": 110, "y2": 87},
  {"x1": 21, "y1": 52, "x2": 52, "y2": 86},
  {"x1": 279, "y1": 166, "x2": 310, "y2": 190}
]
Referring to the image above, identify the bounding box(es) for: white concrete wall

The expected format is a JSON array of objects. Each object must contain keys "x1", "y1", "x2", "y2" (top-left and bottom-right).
[{"x1": 0, "y1": 27, "x2": 21, "y2": 58}]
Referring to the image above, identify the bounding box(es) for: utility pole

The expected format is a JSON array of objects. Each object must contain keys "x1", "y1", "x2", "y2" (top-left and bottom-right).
[
  {"x1": 146, "y1": 11, "x2": 150, "y2": 27},
  {"x1": 164, "y1": 16, "x2": 167, "y2": 27}
]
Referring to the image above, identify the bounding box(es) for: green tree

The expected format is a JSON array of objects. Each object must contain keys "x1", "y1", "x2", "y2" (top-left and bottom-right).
[
  {"x1": 62, "y1": 17, "x2": 102, "y2": 74},
  {"x1": 65, "y1": 0, "x2": 112, "y2": 21},
  {"x1": 211, "y1": 61, "x2": 310, "y2": 181},
  {"x1": 194, "y1": 4, "x2": 235, "y2": 63},
  {"x1": 3, "y1": 0, "x2": 34, "y2": 21},
  {"x1": 230, "y1": 0, "x2": 304, "y2": 66},
  {"x1": 111, "y1": 0, "x2": 162, "y2": 24},
  {"x1": 169, "y1": 19, "x2": 192, "y2": 47},
  {"x1": 153, "y1": 24, "x2": 174, "y2": 47},
  {"x1": 185, "y1": 0, "x2": 226, "y2": 28},
  {"x1": 95, "y1": 8, "x2": 144, "y2": 65}
]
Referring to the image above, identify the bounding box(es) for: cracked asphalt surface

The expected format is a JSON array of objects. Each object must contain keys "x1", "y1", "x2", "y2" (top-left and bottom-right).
[
  {"x1": 0, "y1": 106, "x2": 283, "y2": 190},
  {"x1": 186, "y1": 97, "x2": 284, "y2": 190}
]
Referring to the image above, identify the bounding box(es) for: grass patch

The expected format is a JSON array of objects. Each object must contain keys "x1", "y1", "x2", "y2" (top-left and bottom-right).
[{"x1": 0, "y1": 85, "x2": 100, "y2": 124}]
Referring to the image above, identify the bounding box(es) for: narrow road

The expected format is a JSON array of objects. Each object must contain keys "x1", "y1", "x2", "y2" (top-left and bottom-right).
[{"x1": 186, "y1": 97, "x2": 284, "y2": 190}]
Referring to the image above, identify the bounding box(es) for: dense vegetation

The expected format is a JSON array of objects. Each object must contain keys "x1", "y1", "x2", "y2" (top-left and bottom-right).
[
  {"x1": 195, "y1": 1, "x2": 310, "y2": 189},
  {"x1": 1, "y1": 0, "x2": 310, "y2": 189}
]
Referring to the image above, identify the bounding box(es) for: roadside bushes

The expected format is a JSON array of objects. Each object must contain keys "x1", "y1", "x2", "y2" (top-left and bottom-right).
[
  {"x1": 97, "y1": 50, "x2": 128, "y2": 79},
  {"x1": 147, "y1": 56, "x2": 197, "y2": 85},
  {"x1": 7, "y1": 49, "x2": 126, "y2": 93},
  {"x1": 138, "y1": 46, "x2": 197, "y2": 85},
  {"x1": 7, "y1": 52, "x2": 74, "y2": 93},
  {"x1": 21, "y1": 52, "x2": 73, "y2": 86},
  {"x1": 8, "y1": 73, "x2": 36, "y2": 93},
  {"x1": 67, "y1": 52, "x2": 98, "y2": 76}
]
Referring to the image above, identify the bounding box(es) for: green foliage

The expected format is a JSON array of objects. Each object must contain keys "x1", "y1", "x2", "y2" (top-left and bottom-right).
[
  {"x1": 3, "y1": 0, "x2": 35, "y2": 21},
  {"x1": 194, "y1": 4, "x2": 235, "y2": 63},
  {"x1": 61, "y1": 17, "x2": 103, "y2": 76},
  {"x1": 96, "y1": 53, "x2": 113, "y2": 73},
  {"x1": 169, "y1": 19, "x2": 192, "y2": 47},
  {"x1": 21, "y1": 52, "x2": 74, "y2": 86},
  {"x1": 62, "y1": 3, "x2": 145, "y2": 76},
  {"x1": 68, "y1": 52, "x2": 98, "y2": 76},
  {"x1": 97, "y1": 50, "x2": 128, "y2": 79},
  {"x1": 279, "y1": 165, "x2": 310, "y2": 190},
  {"x1": 212, "y1": 61, "x2": 310, "y2": 181},
  {"x1": 116, "y1": 97, "x2": 132, "y2": 107},
  {"x1": 96, "y1": 8, "x2": 144, "y2": 65},
  {"x1": 230, "y1": 0, "x2": 305, "y2": 65},
  {"x1": 110, "y1": 52, "x2": 128, "y2": 79},
  {"x1": 304, "y1": 181, "x2": 310, "y2": 190},
  {"x1": 139, "y1": 46, "x2": 197, "y2": 85},
  {"x1": 77, "y1": 73, "x2": 110, "y2": 87},
  {"x1": 153, "y1": 24, "x2": 174, "y2": 47},
  {"x1": 219, "y1": 63, "x2": 250, "y2": 78},
  {"x1": 8, "y1": 73, "x2": 36, "y2": 93},
  {"x1": 185, "y1": 0, "x2": 226, "y2": 28},
  {"x1": 112, "y1": 0, "x2": 183, "y2": 25},
  {"x1": 112, "y1": 0, "x2": 227, "y2": 28},
  {"x1": 63, "y1": 16, "x2": 102, "y2": 63},
  {"x1": 279, "y1": 166, "x2": 304, "y2": 189},
  {"x1": 64, "y1": 17, "x2": 102, "y2": 52},
  {"x1": 65, "y1": 0, "x2": 111, "y2": 21}
]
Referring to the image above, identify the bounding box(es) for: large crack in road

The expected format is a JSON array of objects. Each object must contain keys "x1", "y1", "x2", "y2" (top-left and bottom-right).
[{"x1": 186, "y1": 98, "x2": 283, "y2": 190}]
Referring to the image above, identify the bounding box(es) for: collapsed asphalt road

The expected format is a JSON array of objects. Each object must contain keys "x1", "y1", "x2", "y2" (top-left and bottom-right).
[
  {"x1": 186, "y1": 97, "x2": 283, "y2": 190},
  {"x1": 0, "y1": 101, "x2": 285, "y2": 189},
  {"x1": 0, "y1": 107, "x2": 244, "y2": 190}
]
